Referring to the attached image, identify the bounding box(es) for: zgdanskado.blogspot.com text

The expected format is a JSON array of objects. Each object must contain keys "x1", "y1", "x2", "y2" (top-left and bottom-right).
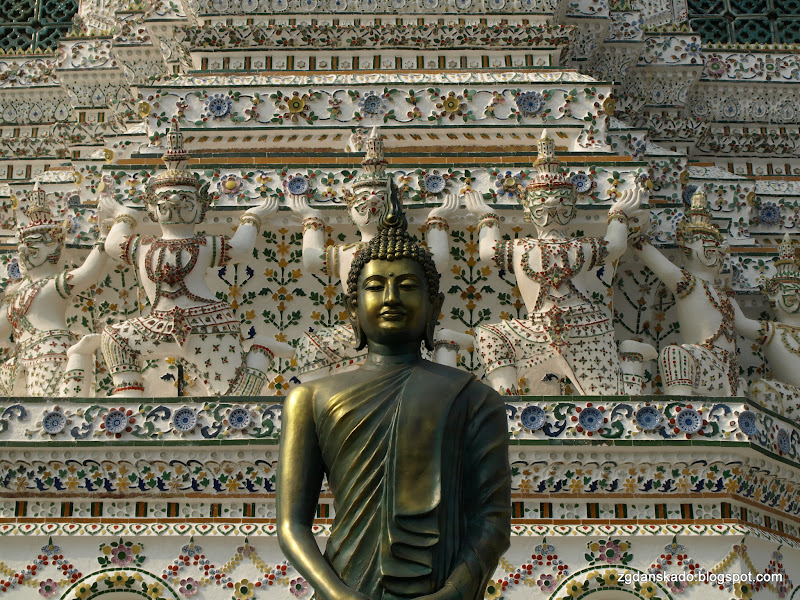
[{"x1": 621, "y1": 572, "x2": 785, "y2": 585}]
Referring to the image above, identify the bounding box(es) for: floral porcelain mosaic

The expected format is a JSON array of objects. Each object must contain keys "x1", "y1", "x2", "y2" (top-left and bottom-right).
[{"x1": 1, "y1": 0, "x2": 800, "y2": 593}]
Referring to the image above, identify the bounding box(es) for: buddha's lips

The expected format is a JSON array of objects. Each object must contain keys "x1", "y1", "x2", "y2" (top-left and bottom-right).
[{"x1": 379, "y1": 309, "x2": 406, "y2": 320}]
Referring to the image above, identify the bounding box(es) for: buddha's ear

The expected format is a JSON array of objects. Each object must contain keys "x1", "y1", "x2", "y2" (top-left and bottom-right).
[
  {"x1": 424, "y1": 292, "x2": 444, "y2": 352},
  {"x1": 344, "y1": 295, "x2": 367, "y2": 351}
]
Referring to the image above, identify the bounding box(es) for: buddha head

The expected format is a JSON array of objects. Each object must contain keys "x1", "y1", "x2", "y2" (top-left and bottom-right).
[
  {"x1": 522, "y1": 130, "x2": 577, "y2": 231},
  {"x1": 146, "y1": 121, "x2": 211, "y2": 226},
  {"x1": 677, "y1": 188, "x2": 726, "y2": 274},
  {"x1": 18, "y1": 186, "x2": 66, "y2": 272},
  {"x1": 344, "y1": 127, "x2": 393, "y2": 231},
  {"x1": 345, "y1": 197, "x2": 443, "y2": 353},
  {"x1": 763, "y1": 233, "x2": 800, "y2": 316}
]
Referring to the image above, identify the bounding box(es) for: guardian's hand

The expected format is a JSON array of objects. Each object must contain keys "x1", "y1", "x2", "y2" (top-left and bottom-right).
[
  {"x1": 247, "y1": 195, "x2": 280, "y2": 220},
  {"x1": 428, "y1": 193, "x2": 459, "y2": 219},
  {"x1": 464, "y1": 190, "x2": 492, "y2": 217},
  {"x1": 287, "y1": 192, "x2": 321, "y2": 220}
]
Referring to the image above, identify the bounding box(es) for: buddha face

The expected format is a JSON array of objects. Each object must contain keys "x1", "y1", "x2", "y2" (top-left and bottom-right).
[
  {"x1": 523, "y1": 187, "x2": 577, "y2": 230},
  {"x1": 147, "y1": 185, "x2": 206, "y2": 225},
  {"x1": 769, "y1": 281, "x2": 800, "y2": 316},
  {"x1": 18, "y1": 231, "x2": 62, "y2": 271},
  {"x1": 349, "y1": 186, "x2": 390, "y2": 229},
  {"x1": 682, "y1": 235, "x2": 726, "y2": 272},
  {"x1": 354, "y1": 258, "x2": 433, "y2": 348}
]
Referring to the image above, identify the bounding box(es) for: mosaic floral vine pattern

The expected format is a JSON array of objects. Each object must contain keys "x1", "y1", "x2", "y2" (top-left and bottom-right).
[{"x1": 0, "y1": 534, "x2": 793, "y2": 599}]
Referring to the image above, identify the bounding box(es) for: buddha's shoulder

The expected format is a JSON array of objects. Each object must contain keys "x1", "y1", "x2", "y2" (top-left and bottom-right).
[
  {"x1": 416, "y1": 360, "x2": 503, "y2": 402},
  {"x1": 283, "y1": 368, "x2": 377, "y2": 404}
]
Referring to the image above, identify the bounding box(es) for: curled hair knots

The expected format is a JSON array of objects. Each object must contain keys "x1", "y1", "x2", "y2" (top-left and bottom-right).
[{"x1": 347, "y1": 223, "x2": 440, "y2": 307}]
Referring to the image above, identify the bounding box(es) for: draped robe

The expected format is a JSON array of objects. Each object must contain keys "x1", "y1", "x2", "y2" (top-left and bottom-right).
[{"x1": 314, "y1": 359, "x2": 511, "y2": 600}]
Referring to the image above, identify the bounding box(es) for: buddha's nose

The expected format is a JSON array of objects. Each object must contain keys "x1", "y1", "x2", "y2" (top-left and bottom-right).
[{"x1": 384, "y1": 282, "x2": 399, "y2": 304}]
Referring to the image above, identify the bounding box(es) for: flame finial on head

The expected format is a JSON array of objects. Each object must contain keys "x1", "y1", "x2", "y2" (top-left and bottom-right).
[
  {"x1": 525, "y1": 130, "x2": 573, "y2": 197},
  {"x1": 345, "y1": 126, "x2": 391, "y2": 207},
  {"x1": 677, "y1": 188, "x2": 723, "y2": 244},
  {"x1": 20, "y1": 184, "x2": 63, "y2": 241},
  {"x1": 764, "y1": 233, "x2": 800, "y2": 294},
  {"x1": 148, "y1": 121, "x2": 203, "y2": 195}
]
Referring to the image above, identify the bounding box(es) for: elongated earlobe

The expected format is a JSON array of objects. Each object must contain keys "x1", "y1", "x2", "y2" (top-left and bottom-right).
[
  {"x1": 345, "y1": 296, "x2": 367, "y2": 351},
  {"x1": 424, "y1": 293, "x2": 445, "y2": 353}
]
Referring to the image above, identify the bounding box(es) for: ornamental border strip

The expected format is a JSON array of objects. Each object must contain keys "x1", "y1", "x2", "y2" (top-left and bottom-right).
[
  {"x1": 152, "y1": 71, "x2": 600, "y2": 88},
  {"x1": 175, "y1": 23, "x2": 572, "y2": 51},
  {"x1": 191, "y1": 0, "x2": 561, "y2": 16},
  {"x1": 100, "y1": 165, "x2": 653, "y2": 211},
  {"x1": 135, "y1": 83, "x2": 611, "y2": 134},
  {"x1": 0, "y1": 398, "x2": 796, "y2": 459},
  {"x1": 0, "y1": 522, "x2": 796, "y2": 547}
]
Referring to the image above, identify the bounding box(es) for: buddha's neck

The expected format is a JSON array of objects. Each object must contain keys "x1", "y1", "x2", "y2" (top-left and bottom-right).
[{"x1": 364, "y1": 345, "x2": 421, "y2": 366}]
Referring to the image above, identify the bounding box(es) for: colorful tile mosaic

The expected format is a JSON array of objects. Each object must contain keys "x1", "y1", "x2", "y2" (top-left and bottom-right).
[{"x1": 1, "y1": 0, "x2": 800, "y2": 595}]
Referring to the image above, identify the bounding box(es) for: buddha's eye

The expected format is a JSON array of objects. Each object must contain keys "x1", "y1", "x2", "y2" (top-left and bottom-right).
[{"x1": 363, "y1": 280, "x2": 385, "y2": 292}]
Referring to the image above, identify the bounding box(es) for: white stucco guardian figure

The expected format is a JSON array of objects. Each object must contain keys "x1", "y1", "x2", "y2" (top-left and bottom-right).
[
  {"x1": 0, "y1": 186, "x2": 108, "y2": 397},
  {"x1": 288, "y1": 126, "x2": 470, "y2": 380},
  {"x1": 99, "y1": 121, "x2": 288, "y2": 397},
  {"x1": 734, "y1": 234, "x2": 800, "y2": 418},
  {"x1": 632, "y1": 188, "x2": 739, "y2": 396},
  {"x1": 466, "y1": 130, "x2": 654, "y2": 395}
]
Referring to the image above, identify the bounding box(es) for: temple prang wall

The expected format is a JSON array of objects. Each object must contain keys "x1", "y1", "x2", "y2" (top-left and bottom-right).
[{"x1": 1, "y1": 0, "x2": 800, "y2": 596}]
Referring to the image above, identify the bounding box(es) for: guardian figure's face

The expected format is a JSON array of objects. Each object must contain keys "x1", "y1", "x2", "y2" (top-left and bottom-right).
[
  {"x1": 349, "y1": 186, "x2": 390, "y2": 229},
  {"x1": 682, "y1": 235, "x2": 726, "y2": 273},
  {"x1": 523, "y1": 187, "x2": 577, "y2": 230},
  {"x1": 19, "y1": 231, "x2": 62, "y2": 271},
  {"x1": 148, "y1": 185, "x2": 206, "y2": 225}
]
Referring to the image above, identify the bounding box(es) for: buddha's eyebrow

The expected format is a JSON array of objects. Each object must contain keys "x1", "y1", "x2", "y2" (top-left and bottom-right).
[{"x1": 362, "y1": 275, "x2": 387, "y2": 285}]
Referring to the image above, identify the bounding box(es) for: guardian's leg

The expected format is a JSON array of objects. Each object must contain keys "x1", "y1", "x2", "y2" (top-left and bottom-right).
[
  {"x1": 101, "y1": 323, "x2": 144, "y2": 397},
  {"x1": 660, "y1": 344, "x2": 696, "y2": 395},
  {"x1": 59, "y1": 334, "x2": 102, "y2": 397}
]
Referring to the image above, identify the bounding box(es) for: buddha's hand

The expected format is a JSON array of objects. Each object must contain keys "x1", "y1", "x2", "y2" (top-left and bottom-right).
[
  {"x1": 331, "y1": 590, "x2": 373, "y2": 600},
  {"x1": 428, "y1": 193, "x2": 459, "y2": 219},
  {"x1": 464, "y1": 190, "x2": 491, "y2": 218},
  {"x1": 415, "y1": 584, "x2": 461, "y2": 600},
  {"x1": 287, "y1": 192, "x2": 322, "y2": 220},
  {"x1": 247, "y1": 195, "x2": 280, "y2": 221}
]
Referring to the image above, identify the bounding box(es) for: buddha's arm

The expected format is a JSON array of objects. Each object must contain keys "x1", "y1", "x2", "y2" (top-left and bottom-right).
[
  {"x1": 438, "y1": 387, "x2": 511, "y2": 600},
  {"x1": 631, "y1": 241, "x2": 683, "y2": 293},
  {"x1": 731, "y1": 297, "x2": 762, "y2": 341},
  {"x1": 277, "y1": 387, "x2": 369, "y2": 600}
]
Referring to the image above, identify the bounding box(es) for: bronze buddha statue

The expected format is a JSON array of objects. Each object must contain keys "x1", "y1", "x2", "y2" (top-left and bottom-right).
[{"x1": 277, "y1": 202, "x2": 511, "y2": 600}]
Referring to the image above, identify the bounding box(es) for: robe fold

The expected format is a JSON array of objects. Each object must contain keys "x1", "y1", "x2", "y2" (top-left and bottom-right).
[{"x1": 315, "y1": 360, "x2": 511, "y2": 600}]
